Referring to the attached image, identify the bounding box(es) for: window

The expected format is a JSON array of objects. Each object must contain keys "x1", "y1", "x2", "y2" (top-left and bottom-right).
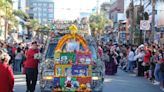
[
  {"x1": 48, "y1": 14, "x2": 54, "y2": 19},
  {"x1": 38, "y1": 8, "x2": 42, "y2": 12},
  {"x1": 42, "y1": 19, "x2": 47, "y2": 22},
  {"x1": 33, "y1": 3, "x2": 37, "y2": 6},
  {"x1": 48, "y1": 9, "x2": 53, "y2": 13},
  {"x1": 38, "y1": 12, "x2": 42, "y2": 17},
  {"x1": 33, "y1": 8, "x2": 37, "y2": 12},
  {"x1": 42, "y1": 13, "x2": 47, "y2": 17},
  {"x1": 38, "y1": 3, "x2": 42, "y2": 7},
  {"x1": 43, "y1": 3, "x2": 47, "y2": 7},
  {"x1": 34, "y1": 13, "x2": 38, "y2": 18},
  {"x1": 43, "y1": 8, "x2": 47, "y2": 12},
  {"x1": 48, "y1": 4, "x2": 54, "y2": 8}
]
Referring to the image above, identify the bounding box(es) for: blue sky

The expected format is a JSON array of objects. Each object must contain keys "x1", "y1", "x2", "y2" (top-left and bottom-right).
[{"x1": 54, "y1": 0, "x2": 107, "y2": 20}]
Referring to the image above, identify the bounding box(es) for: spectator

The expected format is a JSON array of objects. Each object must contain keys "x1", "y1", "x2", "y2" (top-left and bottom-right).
[
  {"x1": 149, "y1": 49, "x2": 156, "y2": 82},
  {"x1": 2, "y1": 43, "x2": 8, "y2": 53},
  {"x1": 0, "y1": 50, "x2": 14, "y2": 92},
  {"x1": 143, "y1": 46, "x2": 151, "y2": 78},
  {"x1": 98, "y1": 44, "x2": 103, "y2": 60},
  {"x1": 134, "y1": 45, "x2": 145, "y2": 76},
  {"x1": 127, "y1": 47, "x2": 135, "y2": 72},
  {"x1": 7, "y1": 45, "x2": 13, "y2": 65},
  {"x1": 24, "y1": 41, "x2": 40, "y2": 92},
  {"x1": 153, "y1": 49, "x2": 164, "y2": 89},
  {"x1": 15, "y1": 47, "x2": 23, "y2": 72},
  {"x1": 12, "y1": 43, "x2": 17, "y2": 71}
]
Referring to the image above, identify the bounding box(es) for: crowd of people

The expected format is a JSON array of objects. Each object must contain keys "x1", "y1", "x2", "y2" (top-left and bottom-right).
[
  {"x1": 0, "y1": 41, "x2": 43, "y2": 92},
  {"x1": 98, "y1": 40, "x2": 164, "y2": 91},
  {"x1": 0, "y1": 37, "x2": 164, "y2": 92}
]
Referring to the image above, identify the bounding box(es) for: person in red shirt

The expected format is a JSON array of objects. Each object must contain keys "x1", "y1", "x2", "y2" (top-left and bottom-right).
[
  {"x1": 12, "y1": 43, "x2": 17, "y2": 56},
  {"x1": 144, "y1": 46, "x2": 151, "y2": 64},
  {"x1": 143, "y1": 46, "x2": 152, "y2": 78},
  {"x1": 0, "y1": 50, "x2": 14, "y2": 92},
  {"x1": 24, "y1": 41, "x2": 40, "y2": 92}
]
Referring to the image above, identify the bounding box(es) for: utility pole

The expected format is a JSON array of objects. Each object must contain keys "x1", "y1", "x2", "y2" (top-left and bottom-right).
[
  {"x1": 151, "y1": 0, "x2": 155, "y2": 42},
  {"x1": 140, "y1": 0, "x2": 143, "y2": 44},
  {"x1": 130, "y1": 0, "x2": 134, "y2": 44}
]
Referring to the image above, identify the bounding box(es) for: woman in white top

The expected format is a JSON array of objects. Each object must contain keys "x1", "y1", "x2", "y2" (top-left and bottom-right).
[
  {"x1": 134, "y1": 46, "x2": 145, "y2": 76},
  {"x1": 127, "y1": 47, "x2": 135, "y2": 72},
  {"x1": 14, "y1": 47, "x2": 23, "y2": 72}
]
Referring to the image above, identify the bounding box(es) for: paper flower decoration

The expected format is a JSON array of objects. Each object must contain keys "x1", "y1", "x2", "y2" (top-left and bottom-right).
[{"x1": 80, "y1": 84, "x2": 86, "y2": 90}]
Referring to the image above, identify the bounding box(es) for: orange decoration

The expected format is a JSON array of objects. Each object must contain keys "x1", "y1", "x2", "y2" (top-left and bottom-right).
[
  {"x1": 55, "y1": 34, "x2": 89, "y2": 52},
  {"x1": 76, "y1": 77, "x2": 92, "y2": 84}
]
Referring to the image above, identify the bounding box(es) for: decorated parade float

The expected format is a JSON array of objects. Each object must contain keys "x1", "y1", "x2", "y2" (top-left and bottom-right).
[
  {"x1": 53, "y1": 25, "x2": 93, "y2": 92},
  {"x1": 39, "y1": 24, "x2": 104, "y2": 92}
]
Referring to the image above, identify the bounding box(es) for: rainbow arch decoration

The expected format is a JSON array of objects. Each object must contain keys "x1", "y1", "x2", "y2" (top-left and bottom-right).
[{"x1": 55, "y1": 33, "x2": 89, "y2": 51}]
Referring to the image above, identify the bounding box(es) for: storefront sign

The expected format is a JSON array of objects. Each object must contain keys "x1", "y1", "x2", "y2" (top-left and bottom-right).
[{"x1": 140, "y1": 20, "x2": 150, "y2": 30}]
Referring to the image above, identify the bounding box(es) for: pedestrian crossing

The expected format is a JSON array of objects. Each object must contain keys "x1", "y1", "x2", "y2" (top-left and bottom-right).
[
  {"x1": 14, "y1": 74, "x2": 40, "y2": 92},
  {"x1": 14, "y1": 74, "x2": 26, "y2": 86}
]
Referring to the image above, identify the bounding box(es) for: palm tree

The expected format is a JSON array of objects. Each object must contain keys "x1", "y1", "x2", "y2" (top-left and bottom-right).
[
  {"x1": 13, "y1": 10, "x2": 29, "y2": 20},
  {"x1": 0, "y1": 0, "x2": 15, "y2": 40},
  {"x1": 89, "y1": 14, "x2": 112, "y2": 36},
  {"x1": 25, "y1": 19, "x2": 41, "y2": 39},
  {"x1": 26, "y1": 19, "x2": 40, "y2": 31}
]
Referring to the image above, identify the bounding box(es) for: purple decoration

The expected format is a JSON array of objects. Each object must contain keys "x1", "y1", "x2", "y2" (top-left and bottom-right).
[
  {"x1": 72, "y1": 65, "x2": 88, "y2": 76},
  {"x1": 53, "y1": 77, "x2": 60, "y2": 88}
]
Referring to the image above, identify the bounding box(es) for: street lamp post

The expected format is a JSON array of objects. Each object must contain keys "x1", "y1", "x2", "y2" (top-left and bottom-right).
[{"x1": 130, "y1": 0, "x2": 135, "y2": 44}]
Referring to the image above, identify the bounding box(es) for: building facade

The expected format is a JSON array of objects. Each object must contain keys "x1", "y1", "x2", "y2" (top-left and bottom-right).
[
  {"x1": 124, "y1": 0, "x2": 164, "y2": 44},
  {"x1": 26, "y1": 0, "x2": 54, "y2": 24},
  {"x1": 109, "y1": 0, "x2": 125, "y2": 27},
  {"x1": 12, "y1": 0, "x2": 26, "y2": 11}
]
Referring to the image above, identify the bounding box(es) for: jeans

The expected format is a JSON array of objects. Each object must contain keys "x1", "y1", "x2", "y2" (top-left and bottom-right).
[
  {"x1": 154, "y1": 64, "x2": 163, "y2": 81},
  {"x1": 127, "y1": 60, "x2": 134, "y2": 71},
  {"x1": 26, "y1": 68, "x2": 38, "y2": 92},
  {"x1": 15, "y1": 59, "x2": 22, "y2": 72}
]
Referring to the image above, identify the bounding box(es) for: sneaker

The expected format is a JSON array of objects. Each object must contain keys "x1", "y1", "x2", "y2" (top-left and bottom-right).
[{"x1": 153, "y1": 81, "x2": 160, "y2": 85}]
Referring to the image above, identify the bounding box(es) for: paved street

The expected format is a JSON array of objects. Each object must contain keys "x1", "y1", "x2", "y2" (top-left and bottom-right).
[
  {"x1": 14, "y1": 69, "x2": 163, "y2": 92},
  {"x1": 103, "y1": 69, "x2": 163, "y2": 92},
  {"x1": 14, "y1": 74, "x2": 40, "y2": 92}
]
